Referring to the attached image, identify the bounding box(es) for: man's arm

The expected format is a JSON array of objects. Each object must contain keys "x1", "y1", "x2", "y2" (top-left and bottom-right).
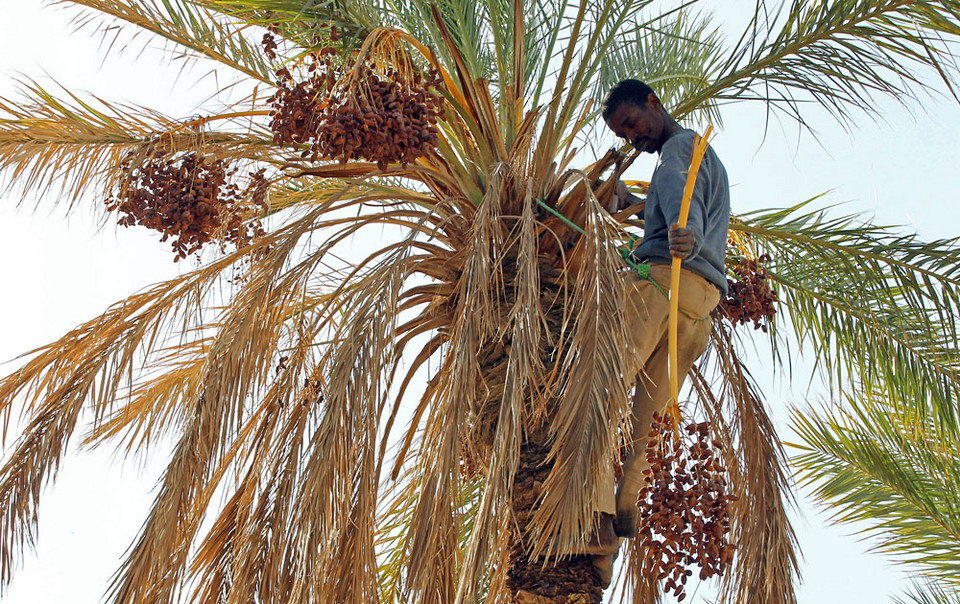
[{"x1": 653, "y1": 139, "x2": 710, "y2": 260}]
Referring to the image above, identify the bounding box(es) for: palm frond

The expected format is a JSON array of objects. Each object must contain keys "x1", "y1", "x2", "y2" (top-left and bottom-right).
[
  {"x1": 457, "y1": 183, "x2": 543, "y2": 602},
  {"x1": 105, "y1": 213, "x2": 355, "y2": 601},
  {"x1": 893, "y1": 578, "x2": 960, "y2": 604},
  {"x1": 207, "y1": 0, "x2": 383, "y2": 49},
  {"x1": 0, "y1": 183, "x2": 411, "y2": 594},
  {"x1": 593, "y1": 8, "x2": 724, "y2": 125},
  {"x1": 186, "y1": 327, "x2": 320, "y2": 603},
  {"x1": 691, "y1": 324, "x2": 800, "y2": 604},
  {"x1": 291, "y1": 264, "x2": 404, "y2": 603},
  {"x1": 401, "y1": 167, "x2": 507, "y2": 603},
  {"x1": 676, "y1": 0, "x2": 960, "y2": 124},
  {"x1": 532, "y1": 0, "x2": 657, "y2": 178},
  {"x1": 531, "y1": 184, "x2": 631, "y2": 555},
  {"x1": 734, "y1": 201, "x2": 960, "y2": 433},
  {"x1": 0, "y1": 80, "x2": 272, "y2": 206},
  {"x1": 792, "y1": 394, "x2": 960, "y2": 588},
  {"x1": 0, "y1": 274, "x2": 206, "y2": 592},
  {"x1": 59, "y1": 0, "x2": 275, "y2": 84}
]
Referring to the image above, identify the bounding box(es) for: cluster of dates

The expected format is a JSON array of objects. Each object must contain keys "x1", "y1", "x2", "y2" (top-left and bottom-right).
[
  {"x1": 265, "y1": 28, "x2": 443, "y2": 169},
  {"x1": 720, "y1": 254, "x2": 778, "y2": 331},
  {"x1": 105, "y1": 151, "x2": 267, "y2": 260},
  {"x1": 636, "y1": 413, "x2": 735, "y2": 601}
]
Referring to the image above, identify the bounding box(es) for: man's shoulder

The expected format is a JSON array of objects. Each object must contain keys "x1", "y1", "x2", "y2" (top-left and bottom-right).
[
  {"x1": 661, "y1": 128, "x2": 727, "y2": 173},
  {"x1": 662, "y1": 128, "x2": 697, "y2": 152},
  {"x1": 657, "y1": 129, "x2": 698, "y2": 166}
]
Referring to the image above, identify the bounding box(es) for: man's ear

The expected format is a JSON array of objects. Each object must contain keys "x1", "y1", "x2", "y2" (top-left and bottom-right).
[{"x1": 646, "y1": 93, "x2": 662, "y2": 110}]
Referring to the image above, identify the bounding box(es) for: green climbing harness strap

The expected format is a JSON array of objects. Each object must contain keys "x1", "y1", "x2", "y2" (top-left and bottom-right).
[
  {"x1": 534, "y1": 199, "x2": 706, "y2": 321},
  {"x1": 535, "y1": 198, "x2": 665, "y2": 291}
]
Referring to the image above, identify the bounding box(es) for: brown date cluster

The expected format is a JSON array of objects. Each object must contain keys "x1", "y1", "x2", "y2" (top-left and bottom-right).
[
  {"x1": 720, "y1": 254, "x2": 778, "y2": 331},
  {"x1": 105, "y1": 151, "x2": 267, "y2": 260},
  {"x1": 265, "y1": 29, "x2": 443, "y2": 169},
  {"x1": 636, "y1": 413, "x2": 735, "y2": 601}
]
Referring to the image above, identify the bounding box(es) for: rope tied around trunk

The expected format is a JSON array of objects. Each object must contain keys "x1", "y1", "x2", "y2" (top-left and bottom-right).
[{"x1": 533, "y1": 198, "x2": 704, "y2": 321}]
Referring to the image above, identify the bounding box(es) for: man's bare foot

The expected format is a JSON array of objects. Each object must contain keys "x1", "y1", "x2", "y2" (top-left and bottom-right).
[
  {"x1": 583, "y1": 512, "x2": 620, "y2": 555},
  {"x1": 591, "y1": 539, "x2": 622, "y2": 588},
  {"x1": 543, "y1": 513, "x2": 620, "y2": 556}
]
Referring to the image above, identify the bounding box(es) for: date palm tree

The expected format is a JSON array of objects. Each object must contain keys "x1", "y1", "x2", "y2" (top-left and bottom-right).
[{"x1": 1, "y1": 1, "x2": 960, "y2": 602}]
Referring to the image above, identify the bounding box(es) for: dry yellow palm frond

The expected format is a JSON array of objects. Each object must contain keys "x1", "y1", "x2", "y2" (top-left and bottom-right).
[
  {"x1": 399, "y1": 166, "x2": 512, "y2": 604},
  {"x1": 690, "y1": 325, "x2": 800, "y2": 604},
  {"x1": 288, "y1": 259, "x2": 411, "y2": 603},
  {"x1": 0, "y1": 180, "x2": 452, "y2": 599},
  {"x1": 529, "y1": 180, "x2": 630, "y2": 556},
  {"x1": 59, "y1": 0, "x2": 275, "y2": 84},
  {"x1": 108, "y1": 226, "x2": 351, "y2": 601},
  {"x1": 82, "y1": 340, "x2": 209, "y2": 452},
  {"x1": 0, "y1": 81, "x2": 274, "y2": 206},
  {"x1": 456, "y1": 178, "x2": 544, "y2": 602}
]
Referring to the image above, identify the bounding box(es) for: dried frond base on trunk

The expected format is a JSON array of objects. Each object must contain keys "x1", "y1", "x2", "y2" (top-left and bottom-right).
[
  {"x1": 514, "y1": 588, "x2": 599, "y2": 604},
  {"x1": 508, "y1": 554, "x2": 602, "y2": 604},
  {"x1": 507, "y1": 440, "x2": 604, "y2": 604}
]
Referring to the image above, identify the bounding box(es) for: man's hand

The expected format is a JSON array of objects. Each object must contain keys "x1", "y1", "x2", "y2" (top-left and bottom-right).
[
  {"x1": 596, "y1": 179, "x2": 640, "y2": 213},
  {"x1": 668, "y1": 223, "x2": 695, "y2": 259},
  {"x1": 614, "y1": 180, "x2": 631, "y2": 211},
  {"x1": 610, "y1": 180, "x2": 642, "y2": 213}
]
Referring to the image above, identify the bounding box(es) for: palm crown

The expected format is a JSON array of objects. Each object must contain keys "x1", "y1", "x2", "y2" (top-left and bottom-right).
[{"x1": 2, "y1": 1, "x2": 960, "y2": 602}]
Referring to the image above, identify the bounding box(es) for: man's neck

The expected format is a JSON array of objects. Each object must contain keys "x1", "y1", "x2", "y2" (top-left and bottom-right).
[{"x1": 661, "y1": 114, "x2": 683, "y2": 141}]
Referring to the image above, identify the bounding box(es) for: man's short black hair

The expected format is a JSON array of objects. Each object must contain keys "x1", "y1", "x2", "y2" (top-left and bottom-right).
[{"x1": 602, "y1": 79, "x2": 656, "y2": 120}]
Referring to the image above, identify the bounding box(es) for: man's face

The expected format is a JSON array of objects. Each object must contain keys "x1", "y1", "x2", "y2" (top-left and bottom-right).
[{"x1": 604, "y1": 97, "x2": 665, "y2": 154}]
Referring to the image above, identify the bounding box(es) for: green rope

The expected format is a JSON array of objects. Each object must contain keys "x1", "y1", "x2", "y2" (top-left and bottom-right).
[
  {"x1": 535, "y1": 198, "x2": 584, "y2": 235},
  {"x1": 534, "y1": 199, "x2": 706, "y2": 321},
  {"x1": 535, "y1": 198, "x2": 664, "y2": 291}
]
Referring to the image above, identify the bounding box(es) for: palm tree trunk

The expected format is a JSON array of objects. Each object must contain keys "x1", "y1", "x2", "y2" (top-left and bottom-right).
[
  {"x1": 506, "y1": 440, "x2": 605, "y2": 604},
  {"x1": 470, "y1": 258, "x2": 609, "y2": 602}
]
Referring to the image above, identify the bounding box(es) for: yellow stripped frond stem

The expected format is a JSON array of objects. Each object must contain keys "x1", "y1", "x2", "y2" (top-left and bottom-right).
[{"x1": 668, "y1": 125, "x2": 713, "y2": 423}]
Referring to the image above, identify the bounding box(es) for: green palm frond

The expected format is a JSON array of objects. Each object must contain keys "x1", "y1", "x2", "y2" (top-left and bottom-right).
[
  {"x1": 734, "y1": 201, "x2": 960, "y2": 433},
  {"x1": 60, "y1": 0, "x2": 276, "y2": 84},
  {"x1": 792, "y1": 394, "x2": 960, "y2": 588},
  {"x1": 676, "y1": 0, "x2": 960, "y2": 124},
  {"x1": 207, "y1": 0, "x2": 384, "y2": 48},
  {"x1": 894, "y1": 578, "x2": 960, "y2": 604},
  {"x1": 593, "y1": 8, "x2": 724, "y2": 124}
]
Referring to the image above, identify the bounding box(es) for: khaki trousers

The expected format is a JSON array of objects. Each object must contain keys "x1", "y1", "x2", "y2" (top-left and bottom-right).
[{"x1": 601, "y1": 264, "x2": 720, "y2": 520}]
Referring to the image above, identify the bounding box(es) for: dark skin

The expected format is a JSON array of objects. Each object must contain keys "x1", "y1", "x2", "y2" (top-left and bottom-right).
[{"x1": 603, "y1": 93, "x2": 696, "y2": 259}]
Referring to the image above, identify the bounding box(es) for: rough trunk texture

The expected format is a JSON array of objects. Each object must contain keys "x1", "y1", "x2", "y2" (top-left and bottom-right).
[
  {"x1": 469, "y1": 261, "x2": 608, "y2": 602},
  {"x1": 506, "y1": 440, "x2": 604, "y2": 604}
]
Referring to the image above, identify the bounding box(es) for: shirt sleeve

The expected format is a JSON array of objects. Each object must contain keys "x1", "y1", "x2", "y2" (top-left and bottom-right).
[{"x1": 653, "y1": 136, "x2": 709, "y2": 259}]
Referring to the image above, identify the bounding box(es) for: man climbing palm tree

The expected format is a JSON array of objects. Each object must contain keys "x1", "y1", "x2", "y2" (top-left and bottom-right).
[{"x1": 591, "y1": 78, "x2": 731, "y2": 581}]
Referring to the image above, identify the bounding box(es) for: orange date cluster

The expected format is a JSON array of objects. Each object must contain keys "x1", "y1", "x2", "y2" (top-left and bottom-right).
[
  {"x1": 721, "y1": 254, "x2": 779, "y2": 331},
  {"x1": 636, "y1": 413, "x2": 735, "y2": 601},
  {"x1": 266, "y1": 30, "x2": 443, "y2": 169}
]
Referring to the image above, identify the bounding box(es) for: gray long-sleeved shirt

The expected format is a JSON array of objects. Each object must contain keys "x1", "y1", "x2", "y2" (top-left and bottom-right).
[{"x1": 631, "y1": 128, "x2": 730, "y2": 295}]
